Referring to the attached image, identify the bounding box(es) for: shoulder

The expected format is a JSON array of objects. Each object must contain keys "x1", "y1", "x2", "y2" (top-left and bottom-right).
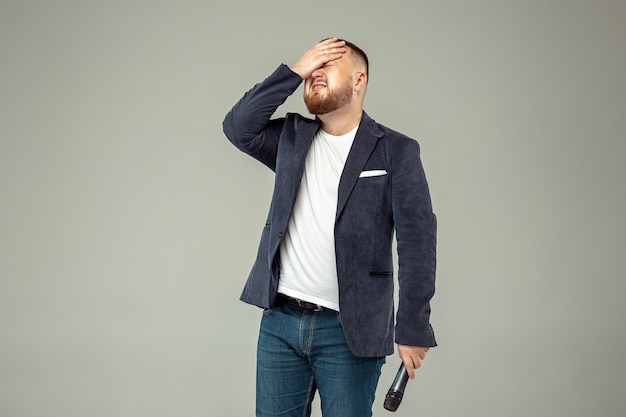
[{"x1": 362, "y1": 112, "x2": 421, "y2": 153}]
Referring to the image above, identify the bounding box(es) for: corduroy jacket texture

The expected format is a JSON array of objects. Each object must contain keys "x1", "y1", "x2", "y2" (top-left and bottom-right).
[{"x1": 223, "y1": 64, "x2": 437, "y2": 357}]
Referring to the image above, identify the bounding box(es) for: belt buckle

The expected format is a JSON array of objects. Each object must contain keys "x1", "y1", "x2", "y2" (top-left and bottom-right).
[{"x1": 296, "y1": 298, "x2": 321, "y2": 312}]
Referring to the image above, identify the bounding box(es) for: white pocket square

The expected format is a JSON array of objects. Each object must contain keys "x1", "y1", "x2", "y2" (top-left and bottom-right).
[{"x1": 359, "y1": 169, "x2": 387, "y2": 178}]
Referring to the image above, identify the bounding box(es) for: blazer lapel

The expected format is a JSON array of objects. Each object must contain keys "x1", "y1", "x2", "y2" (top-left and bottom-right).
[
  {"x1": 271, "y1": 117, "x2": 319, "y2": 254},
  {"x1": 293, "y1": 120, "x2": 320, "y2": 194},
  {"x1": 336, "y1": 112, "x2": 384, "y2": 220}
]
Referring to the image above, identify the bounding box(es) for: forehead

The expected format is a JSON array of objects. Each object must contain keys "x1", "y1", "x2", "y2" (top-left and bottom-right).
[{"x1": 331, "y1": 48, "x2": 357, "y2": 70}]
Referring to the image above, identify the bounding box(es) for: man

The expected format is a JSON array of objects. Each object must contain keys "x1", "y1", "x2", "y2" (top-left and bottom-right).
[{"x1": 223, "y1": 37, "x2": 437, "y2": 417}]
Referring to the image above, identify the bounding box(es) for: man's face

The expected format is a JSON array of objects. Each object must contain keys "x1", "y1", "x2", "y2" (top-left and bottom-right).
[{"x1": 303, "y1": 51, "x2": 355, "y2": 115}]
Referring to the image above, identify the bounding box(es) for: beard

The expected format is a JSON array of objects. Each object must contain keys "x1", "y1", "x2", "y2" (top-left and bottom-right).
[{"x1": 304, "y1": 79, "x2": 353, "y2": 115}]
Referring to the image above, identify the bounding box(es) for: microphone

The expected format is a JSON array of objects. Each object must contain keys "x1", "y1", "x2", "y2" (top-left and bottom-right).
[{"x1": 384, "y1": 363, "x2": 410, "y2": 412}]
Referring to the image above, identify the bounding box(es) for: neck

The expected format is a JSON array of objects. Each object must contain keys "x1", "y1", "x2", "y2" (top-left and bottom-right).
[{"x1": 317, "y1": 104, "x2": 363, "y2": 136}]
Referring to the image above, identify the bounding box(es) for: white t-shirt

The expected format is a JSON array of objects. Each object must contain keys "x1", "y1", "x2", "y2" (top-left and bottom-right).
[{"x1": 277, "y1": 126, "x2": 357, "y2": 311}]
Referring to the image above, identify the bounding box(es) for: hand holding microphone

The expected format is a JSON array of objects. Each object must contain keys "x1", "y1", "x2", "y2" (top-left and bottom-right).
[
  {"x1": 384, "y1": 363, "x2": 410, "y2": 411},
  {"x1": 384, "y1": 346, "x2": 430, "y2": 412}
]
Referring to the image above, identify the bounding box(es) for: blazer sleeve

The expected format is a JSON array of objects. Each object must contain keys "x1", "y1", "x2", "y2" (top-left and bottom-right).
[
  {"x1": 222, "y1": 64, "x2": 303, "y2": 171},
  {"x1": 391, "y1": 138, "x2": 438, "y2": 347}
]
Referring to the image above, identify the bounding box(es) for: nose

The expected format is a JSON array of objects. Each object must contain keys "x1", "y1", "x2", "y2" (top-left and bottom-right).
[{"x1": 311, "y1": 67, "x2": 325, "y2": 78}]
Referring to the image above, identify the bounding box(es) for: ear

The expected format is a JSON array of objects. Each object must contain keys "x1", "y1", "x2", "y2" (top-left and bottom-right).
[{"x1": 354, "y1": 72, "x2": 368, "y2": 92}]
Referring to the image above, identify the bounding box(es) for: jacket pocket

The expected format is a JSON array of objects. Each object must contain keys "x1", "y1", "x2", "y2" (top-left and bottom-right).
[{"x1": 369, "y1": 271, "x2": 393, "y2": 278}]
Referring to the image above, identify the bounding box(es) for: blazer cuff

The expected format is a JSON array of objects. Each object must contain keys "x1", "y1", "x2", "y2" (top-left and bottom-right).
[{"x1": 395, "y1": 323, "x2": 437, "y2": 348}]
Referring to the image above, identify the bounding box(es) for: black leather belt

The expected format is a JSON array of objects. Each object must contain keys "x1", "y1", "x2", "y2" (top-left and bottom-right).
[{"x1": 276, "y1": 294, "x2": 324, "y2": 312}]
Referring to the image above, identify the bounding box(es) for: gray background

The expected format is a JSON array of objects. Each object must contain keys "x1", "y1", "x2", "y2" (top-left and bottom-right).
[{"x1": 1, "y1": 0, "x2": 625, "y2": 416}]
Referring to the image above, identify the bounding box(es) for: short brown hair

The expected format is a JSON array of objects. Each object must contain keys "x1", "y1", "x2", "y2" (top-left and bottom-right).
[
  {"x1": 341, "y1": 39, "x2": 369, "y2": 78},
  {"x1": 320, "y1": 37, "x2": 369, "y2": 79}
]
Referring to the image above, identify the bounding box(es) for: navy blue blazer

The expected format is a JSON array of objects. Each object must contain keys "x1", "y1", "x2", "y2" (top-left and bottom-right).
[{"x1": 223, "y1": 64, "x2": 437, "y2": 357}]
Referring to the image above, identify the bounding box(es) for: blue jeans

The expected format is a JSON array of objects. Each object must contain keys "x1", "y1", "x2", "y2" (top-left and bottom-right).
[{"x1": 256, "y1": 300, "x2": 385, "y2": 417}]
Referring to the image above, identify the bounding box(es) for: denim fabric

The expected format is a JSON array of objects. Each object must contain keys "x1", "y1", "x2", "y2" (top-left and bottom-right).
[{"x1": 256, "y1": 302, "x2": 385, "y2": 417}]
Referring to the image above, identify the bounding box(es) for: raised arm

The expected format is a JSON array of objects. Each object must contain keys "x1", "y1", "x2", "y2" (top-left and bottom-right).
[{"x1": 222, "y1": 38, "x2": 347, "y2": 171}]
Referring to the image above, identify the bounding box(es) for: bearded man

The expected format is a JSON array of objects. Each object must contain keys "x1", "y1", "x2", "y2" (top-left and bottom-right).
[{"x1": 222, "y1": 37, "x2": 438, "y2": 417}]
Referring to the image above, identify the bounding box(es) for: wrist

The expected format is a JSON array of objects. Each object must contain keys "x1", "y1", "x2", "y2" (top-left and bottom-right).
[{"x1": 288, "y1": 65, "x2": 307, "y2": 80}]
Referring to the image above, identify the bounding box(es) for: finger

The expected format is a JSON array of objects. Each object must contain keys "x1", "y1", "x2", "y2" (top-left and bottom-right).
[
  {"x1": 316, "y1": 38, "x2": 346, "y2": 55},
  {"x1": 402, "y1": 358, "x2": 416, "y2": 380},
  {"x1": 318, "y1": 50, "x2": 345, "y2": 63},
  {"x1": 414, "y1": 356, "x2": 422, "y2": 369},
  {"x1": 317, "y1": 48, "x2": 346, "y2": 61},
  {"x1": 320, "y1": 42, "x2": 346, "y2": 52},
  {"x1": 316, "y1": 37, "x2": 345, "y2": 48},
  {"x1": 291, "y1": 42, "x2": 343, "y2": 79}
]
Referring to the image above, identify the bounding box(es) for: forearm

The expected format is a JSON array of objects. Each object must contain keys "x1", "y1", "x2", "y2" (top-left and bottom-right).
[
  {"x1": 393, "y1": 140, "x2": 438, "y2": 347},
  {"x1": 395, "y1": 209, "x2": 437, "y2": 346},
  {"x1": 222, "y1": 64, "x2": 302, "y2": 169}
]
